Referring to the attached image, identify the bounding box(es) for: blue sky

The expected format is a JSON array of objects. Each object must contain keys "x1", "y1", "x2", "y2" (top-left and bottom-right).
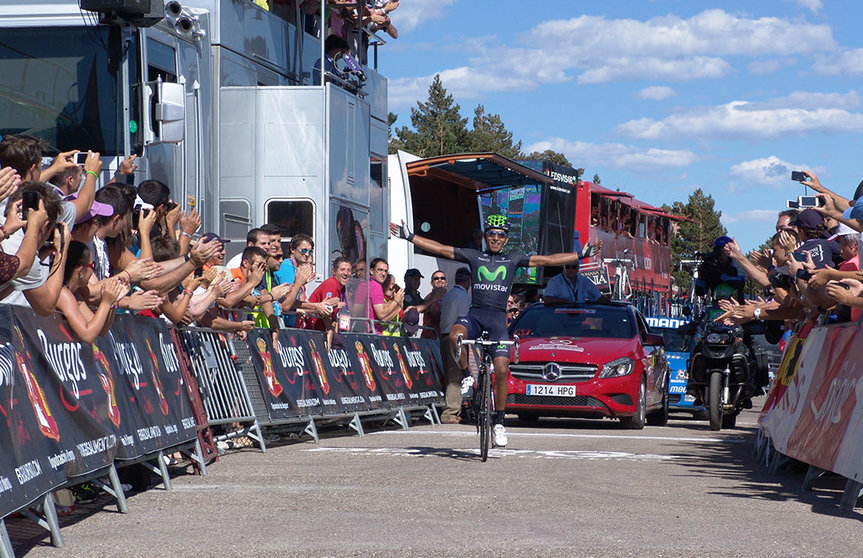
[{"x1": 380, "y1": 1, "x2": 863, "y2": 251}]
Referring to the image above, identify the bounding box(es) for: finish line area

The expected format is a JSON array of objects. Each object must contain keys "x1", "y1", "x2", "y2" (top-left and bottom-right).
[{"x1": 10, "y1": 411, "x2": 862, "y2": 558}]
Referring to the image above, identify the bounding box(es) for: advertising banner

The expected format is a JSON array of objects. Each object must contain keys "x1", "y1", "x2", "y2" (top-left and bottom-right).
[
  {"x1": 0, "y1": 309, "x2": 198, "y2": 519},
  {"x1": 761, "y1": 323, "x2": 863, "y2": 482}
]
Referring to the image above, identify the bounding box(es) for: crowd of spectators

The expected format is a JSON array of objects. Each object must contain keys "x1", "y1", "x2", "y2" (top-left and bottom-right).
[
  {"x1": 590, "y1": 196, "x2": 670, "y2": 245},
  {"x1": 0, "y1": 134, "x2": 341, "y2": 346},
  {"x1": 712, "y1": 171, "x2": 863, "y2": 335}
]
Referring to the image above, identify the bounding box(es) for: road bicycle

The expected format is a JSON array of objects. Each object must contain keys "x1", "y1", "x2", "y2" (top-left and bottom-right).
[
  {"x1": 457, "y1": 331, "x2": 519, "y2": 461},
  {"x1": 602, "y1": 251, "x2": 635, "y2": 301}
]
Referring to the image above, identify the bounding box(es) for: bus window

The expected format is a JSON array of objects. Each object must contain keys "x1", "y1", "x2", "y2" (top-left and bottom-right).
[{"x1": 267, "y1": 199, "x2": 314, "y2": 239}]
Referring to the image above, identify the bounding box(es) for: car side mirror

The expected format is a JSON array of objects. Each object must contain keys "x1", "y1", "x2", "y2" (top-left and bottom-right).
[{"x1": 644, "y1": 333, "x2": 664, "y2": 347}]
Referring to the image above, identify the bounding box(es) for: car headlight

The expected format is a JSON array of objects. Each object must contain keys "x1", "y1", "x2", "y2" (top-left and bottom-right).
[
  {"x1": 706, "y1": 332, "x2": 730, "y2": 344},
  {"x1": 599, "y1": 357, "x2": 635, "y2": 378}
]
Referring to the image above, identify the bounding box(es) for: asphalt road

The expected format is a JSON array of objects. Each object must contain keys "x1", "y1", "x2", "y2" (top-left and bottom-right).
[{"x1": 9, "y1": 401, "x2": 863, "y2": 557}]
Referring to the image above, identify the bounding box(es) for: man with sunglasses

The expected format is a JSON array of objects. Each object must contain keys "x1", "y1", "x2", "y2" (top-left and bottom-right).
[
  {"x1": 390, "y1": 214, "x2": 599, "y2": 447},
  {"x1": 543, "y1": 261, "x2": 604, "y2": 305}
]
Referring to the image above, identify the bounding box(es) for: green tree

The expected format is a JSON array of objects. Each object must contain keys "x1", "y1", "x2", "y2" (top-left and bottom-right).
[
  {"x1": 387, "y1": 112, "x2": 402, "y2": 154},
  {"x1": 468, "y1": 104, "x2": 522, "y2": 159},
  {"x1": 664, "y1": 190, "x2": 726, "y2": 296},
  {"x1": 524, "y1": 149, "x2": 572, "y2": 167},
  {"x1": 391, "y1": 74, "x2": 470, "y2": 157}
]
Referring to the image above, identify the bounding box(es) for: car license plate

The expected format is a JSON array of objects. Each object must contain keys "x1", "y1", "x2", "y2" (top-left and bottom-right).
[{"x1": 525, "y1": 384, "x2": 575, "y2": 397}]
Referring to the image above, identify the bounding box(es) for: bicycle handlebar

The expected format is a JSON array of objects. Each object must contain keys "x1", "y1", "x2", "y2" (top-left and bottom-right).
[{"x1": 458, "y1": 334, "x2": 520, "y2": 364}]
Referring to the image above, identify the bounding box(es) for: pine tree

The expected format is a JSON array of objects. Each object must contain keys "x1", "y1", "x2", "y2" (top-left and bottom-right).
[
  {"x1": 468, "y1": 105, "x2": 522, "y2": 159},
  {"x1": 387, "y1": 112, "x2": 402, "y2": 154},
  {"x1": 524, "y1": 149, "x2": 572, "y2": 167},
  {"x1": 391, "y1": 74, "x2": 470, "y2": 157},
  {"x1": 593, "y1": 173, "x2": 601, "y2": 185},
  {"x1": 666, "y1": 190, "x2": 726, "y2": 296}
]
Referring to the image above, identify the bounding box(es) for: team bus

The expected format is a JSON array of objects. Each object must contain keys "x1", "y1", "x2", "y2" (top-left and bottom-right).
[{"x1": 389, "y1": 151, "x2": 682, "y2": 313}]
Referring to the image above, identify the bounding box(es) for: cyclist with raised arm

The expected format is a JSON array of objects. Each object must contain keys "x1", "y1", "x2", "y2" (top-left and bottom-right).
[{"x1": 390, "y1": 215, "x2": 599, "y2": 447}]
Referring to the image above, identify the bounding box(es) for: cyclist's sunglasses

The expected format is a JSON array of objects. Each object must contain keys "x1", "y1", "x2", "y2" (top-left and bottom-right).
[{"x1": 485, "y1": 230, "x2": 508, "y2": 239}]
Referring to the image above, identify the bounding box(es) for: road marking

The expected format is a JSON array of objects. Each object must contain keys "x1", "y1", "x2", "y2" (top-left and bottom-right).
[
  {"x1": 304, "y1": 447, "x2": 677, "y2": 461},
  {"x1": 374, "y1": 430, "x2": 746, "y2": 444}
]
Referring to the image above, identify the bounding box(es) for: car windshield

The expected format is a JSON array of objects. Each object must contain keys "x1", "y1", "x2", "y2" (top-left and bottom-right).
[
  {"x1": 655, "y1": 328, "x2": 692, "y2": 352},
  {"x1": 510, "y1": 305, "x2": 635, "y2": 339}
]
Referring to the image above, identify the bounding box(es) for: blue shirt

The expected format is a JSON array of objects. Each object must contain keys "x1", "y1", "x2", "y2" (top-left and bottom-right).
[{"x1": 544, "y1": 272, "x2": 602, "y2": 303}]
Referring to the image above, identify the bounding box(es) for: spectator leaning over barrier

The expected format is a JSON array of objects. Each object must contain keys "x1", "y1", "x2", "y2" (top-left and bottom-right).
[
  {"x1": 225, "y1": 227, "x2": 271, "y2": 269},
  {"x1": 791, "y1": 209, "x2": 842, "y2": 269},
  {"x1": 0, "y1": 182, "x2": 70, "y2": 315},
  {"x1": 229, "y1": 246, "x2": 282, "y2": 341},
  {"x1": 305, "y1": 256, "x2": 351, "y2": 347},
  {"x1": 275, "y1": 233, "x2": 319, "y2": 327},
  {"x1": 57, "y1": 241, "x2": 126, "y2": 343},
  {"x1": 367, "y1": 257, "x2": 403, "y2": 334},
  {"x1": 0, "y1": 170, "x2": 50, "y2": 288}
]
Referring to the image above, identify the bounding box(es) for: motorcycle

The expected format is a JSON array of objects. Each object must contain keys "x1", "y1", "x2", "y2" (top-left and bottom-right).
[{"x1": 679, "y1": 309, "x2": 762, "y2": 431}]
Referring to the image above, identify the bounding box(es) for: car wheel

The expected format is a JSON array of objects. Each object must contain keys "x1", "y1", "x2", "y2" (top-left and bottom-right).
[
  {"x1": 620, "y1": 376, "x2": 646, "y2": 430},
  {"x1": 517, "y1": 413, "x2": 539, "y2": 423},
  {"x1": 647, "y1": 376, "x2": 669, "y2": 426}
]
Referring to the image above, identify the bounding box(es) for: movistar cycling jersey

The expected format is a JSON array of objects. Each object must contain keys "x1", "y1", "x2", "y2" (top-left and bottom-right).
[{"x1": 453, "y1": 248, "x2": 531, "y2": 311}]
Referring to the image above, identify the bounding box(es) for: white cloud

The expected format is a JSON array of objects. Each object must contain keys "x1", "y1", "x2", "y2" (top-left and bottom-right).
[
  {"x1": 792, "y1": 0, "x2": 823, "y2": 14},
  {"x1": 388, "y1": 9, "x2": 838, "y2": 107},
  {"x1": 615, "y1": 100, "x2": 863, "y2": 140},
  {"x1": 815, "y1": 49, "x2": 863, "y2": 76},
  {"x1": 394, "y1": 0, "x2": 456, "y2": 32},
  {"x1": 729, "y1": 156, "x2": 808, "y2": 186},
  {"x1": 637, "y1": 86, "x2": 677, "y2": 101},
  {"x1": 721, "y1": 209, "x2": 780, "y2": 225},
  {"x1": 745, "y1": 91, "x2": 862, "y2": 111},
  {"x1": 525, "y1": 138, "x2": 697, "y2": 171},
  {"x1": 747, "y1": 58, "x2": 796, "y2": 75}
]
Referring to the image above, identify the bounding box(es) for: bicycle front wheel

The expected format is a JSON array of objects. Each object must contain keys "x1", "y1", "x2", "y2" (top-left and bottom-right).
[{"x1": 479, "y1": 367, "x2": 492, "y2": 461}]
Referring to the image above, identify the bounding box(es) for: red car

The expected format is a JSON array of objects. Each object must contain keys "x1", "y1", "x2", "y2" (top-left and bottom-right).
[{"x1": 506, "y1": 302, "x2": 669, "y2": 429}]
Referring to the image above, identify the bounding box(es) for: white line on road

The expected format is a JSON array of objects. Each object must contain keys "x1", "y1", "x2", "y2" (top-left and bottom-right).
[
  {"x1": 373, "y1": 430, "x2": 746, "y2": 444},
  {"x1": 304, "y1": 447, "x2": 678, "y2": 461}
]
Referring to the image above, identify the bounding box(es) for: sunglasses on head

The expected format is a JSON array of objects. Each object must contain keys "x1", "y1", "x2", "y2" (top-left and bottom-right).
[{"x1": 485, "y1": 230, "x2": 508, "y2": 239}]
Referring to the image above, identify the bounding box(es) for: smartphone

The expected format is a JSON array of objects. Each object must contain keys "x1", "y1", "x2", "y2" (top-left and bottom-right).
[
  {"x1": 791, "y1": 170, "x2": 808, "y2": 182},
  {"x1": 837, "y1": 282, "x2": 851, "y2": 290},
  {"x1": 21, "y1": 190, "x2": 40, "y2": 220},
  {"x1": 166, "y1": 201, "x2": 178, "y2": 211},
  {"x1": 786, "y1": 199, "x2": 800, "y2": 209},
  {"x1": 75, "y1": 152, "x2": 89, "y2": 165},
  {"x1": 798, "y1": 196, "x2": 822, "y2": 208}
]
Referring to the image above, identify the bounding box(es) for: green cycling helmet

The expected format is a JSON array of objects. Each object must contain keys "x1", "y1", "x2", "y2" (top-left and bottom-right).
[{"x1": 485, "y1": 214, "x2": 509, "y2": 233}]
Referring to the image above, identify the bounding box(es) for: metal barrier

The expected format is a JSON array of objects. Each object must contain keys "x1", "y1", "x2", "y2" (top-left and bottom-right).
[{"x1": 179, "y1": 328, "x2": 266, "y2": 451}]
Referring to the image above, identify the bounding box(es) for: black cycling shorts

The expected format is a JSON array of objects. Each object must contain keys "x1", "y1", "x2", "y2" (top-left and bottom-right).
[{"x1": 457, "y1": 307, "x2": 511, "y2": 359}]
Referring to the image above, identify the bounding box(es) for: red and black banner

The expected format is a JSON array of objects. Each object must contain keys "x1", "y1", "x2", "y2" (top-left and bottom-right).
[{"x1": 0, "y1": 308, "x2": 197, "y2": 519}]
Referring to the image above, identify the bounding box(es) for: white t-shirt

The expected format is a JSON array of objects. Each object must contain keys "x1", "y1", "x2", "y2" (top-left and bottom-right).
[{"x1": 0, "y1": 229, "x2": 52, "y2": 306}]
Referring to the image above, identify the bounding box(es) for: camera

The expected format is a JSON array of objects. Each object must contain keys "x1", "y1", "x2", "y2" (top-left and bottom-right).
[
  {"x1": 798, "y1": 195, "x2": 822, "y2": 208},
  {"x1": 132, "y1": 204, "x2": 151, "y2": 225},
  {"x1": 75, "y1": 152, "x2": 89, "y2": 165},
  {"x1": 769, "y1": 272, "x2": 793, "y2": 290},
  {"x1": 21, "y1": 190, "x2": 40, "y2": 219},
  {"x1": 791, "y1": 170, "x2": 808, "y2": 182}
]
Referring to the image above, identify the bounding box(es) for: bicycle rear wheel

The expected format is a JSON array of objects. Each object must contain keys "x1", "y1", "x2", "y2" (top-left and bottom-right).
[{"x1": 479, "y1": 366, "x2": 492, "y2": 461}]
